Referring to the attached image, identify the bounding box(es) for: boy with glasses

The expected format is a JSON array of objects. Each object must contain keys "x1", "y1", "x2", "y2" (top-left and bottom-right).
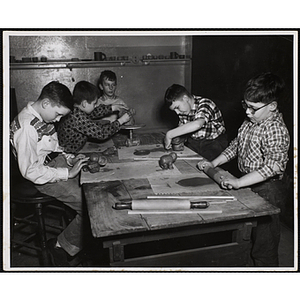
[{"x1": 198, "y1": 73, "x2": 290, "y2": 266}]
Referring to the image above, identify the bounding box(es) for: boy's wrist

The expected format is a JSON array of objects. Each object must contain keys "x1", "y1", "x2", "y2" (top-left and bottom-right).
[
  {"x1": 166, "y1": 131, "x2": 174, "y2": 140},
  {"x1": 63, "y1": 153, "x2": 75, "y2": 167}
]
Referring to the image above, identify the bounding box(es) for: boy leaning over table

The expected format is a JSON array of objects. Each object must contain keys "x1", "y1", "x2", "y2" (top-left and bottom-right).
[
  {"x1": 57, "y1": 80, "x2": 133, "y2": 154},
  {"x1": 10, "y1": 81, "x2": 90, "y2": 266},
  {"x1": 163, "y1": 84, "x2": 228, "y2": 161},
  {"x1": 198, "y1": 73, "x2": 290, "y2": 267}
]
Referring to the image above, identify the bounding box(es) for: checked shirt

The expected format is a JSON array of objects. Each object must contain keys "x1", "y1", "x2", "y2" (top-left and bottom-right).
[
  {"x1": 178, "y1": 96, "x2": 226, "y2": 140},
  {"x1": 222, "y1": 110, "x2": 290, "y2": 179}
]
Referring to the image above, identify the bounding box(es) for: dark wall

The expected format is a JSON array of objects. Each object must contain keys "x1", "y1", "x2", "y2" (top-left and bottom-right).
[{"x1": 191, "y1": 35, "x2": 294, "y2": 176}]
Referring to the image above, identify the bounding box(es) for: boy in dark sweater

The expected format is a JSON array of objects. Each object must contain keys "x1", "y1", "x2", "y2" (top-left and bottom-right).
[{"x1": 57, "y1": 80, "x2": 133, "y2": 154}]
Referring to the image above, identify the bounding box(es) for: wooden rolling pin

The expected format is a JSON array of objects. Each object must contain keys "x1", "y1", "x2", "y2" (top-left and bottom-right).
[
  {"x1": 202, "y1": 165, "x2": 225, "y2": 185},
  {"x1": 113, "y1": 200, "x2": 209, "y2": 210}
]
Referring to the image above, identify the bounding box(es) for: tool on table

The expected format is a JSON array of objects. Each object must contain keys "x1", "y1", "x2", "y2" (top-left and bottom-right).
[
  {"x1": 128, "y1": 210, "x2": 222, "y2": 214},
  {"x1": 134, "y1": 156, "x2": 203, "y2": 161},
  {"x1": 202, "y1": 164, "x2": 225, "y2": 185},
  {"x1": 200, "y1": 164, "x2": 236, "y2": 189},
  {"x1": 147, "y1": 195, "x2": 236, "y2": 202},
  {"x1": 113, "y1": 199, "x2": 210, "y2": 210},
  {"x1": 121, "y1": 124, "x2": 145, "y2": 147}
]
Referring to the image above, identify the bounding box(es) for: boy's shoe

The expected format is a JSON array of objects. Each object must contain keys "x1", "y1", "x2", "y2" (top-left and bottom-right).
[{"x1": 47, "y1": 238, "x2": 71, "y2": 267}]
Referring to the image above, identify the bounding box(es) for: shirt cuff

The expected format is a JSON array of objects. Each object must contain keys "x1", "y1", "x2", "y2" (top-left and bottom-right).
[
  {"x1": 222, "y1": 148, "x2": 236, "y2": 161},
  {"x1": 257, "y1": 166, "x2": 277, "y2": 179},
  {"x1": 56, "y1": 167, "x2": 69, "y2": 181}
]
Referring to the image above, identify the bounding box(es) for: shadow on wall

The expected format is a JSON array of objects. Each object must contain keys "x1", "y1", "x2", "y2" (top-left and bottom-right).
[{"x1": 158, "y1": 101, "x2": 179, "y2": 130}]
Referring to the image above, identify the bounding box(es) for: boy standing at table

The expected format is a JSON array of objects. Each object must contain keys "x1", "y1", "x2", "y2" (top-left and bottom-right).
[
  {"x1": 97, "y1": 70, "x2": 135, "y2": 125},
  {"x1": 198, "y1": 73, "x2": 290, "y2": 266},
  {"x1": 164, "y1": 84, "x2": 228, "y2": 160},
  {"x1": 57, "y1": 80, "x2": 133, "y2": 154},
  {"x1": 10, "y1": 81, "x2": 89, "y2": 266}
]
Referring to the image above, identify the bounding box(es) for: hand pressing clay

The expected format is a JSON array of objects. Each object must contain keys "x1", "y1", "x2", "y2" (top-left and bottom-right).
[
  {"x1": 159, "y1": 152, "x2": 177, "y2": 170},
  {"x1": 82, "y1": 153, "x2": 108, "y2": 173},
  {"x1": 171, "y1": 136, "x2": 186, "y2": 151}
]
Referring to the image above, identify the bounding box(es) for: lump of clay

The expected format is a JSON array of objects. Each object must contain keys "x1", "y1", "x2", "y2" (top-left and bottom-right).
[
  {"x1": 82, "y1": 152, "x2": 107, "y2": 173},
  {"x1": 102, "y1": 147, "x2": 116, "y2": 156},
  {"x1": 89, "y1": 152, "x2": 107, "y2": 166},
  {"x1": 159, "y1": 152, "x2": 177, "y2": 170},
  {"x1": 82, "y1": 161, "x2": 100, "y2": 173},
  {"x1": 171, "y1": 136, "x2": 186, "y2": 151}
]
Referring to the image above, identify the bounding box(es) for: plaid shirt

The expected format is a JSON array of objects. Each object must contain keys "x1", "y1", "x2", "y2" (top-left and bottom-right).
[
  {"x1": 178, "y1": 96, "x2": 226, "y2": 140},
  {"x1": 222, "y1": 110, "x2": 290, "y2": 179}
]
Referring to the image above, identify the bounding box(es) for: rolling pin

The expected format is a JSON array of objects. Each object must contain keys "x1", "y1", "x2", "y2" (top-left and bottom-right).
[
  {"x1": 202, "y1": 165, "x2": 225, "y2": 185},
  {"x1": 113, "y1": 200, "x2": 209, "y2": 210}
]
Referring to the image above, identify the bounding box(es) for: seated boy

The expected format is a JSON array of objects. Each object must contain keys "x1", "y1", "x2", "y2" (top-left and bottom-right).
[
  {"x1": 10, "y1": 81, "x2": 90, "y2": 266},
  {"x1": 164, "y1": 84, "x2": 228, "y2": 160},
  {"x1": 57, "y1": 80, "x2": 133, "y2": 154},
  {"x1": 198, "y1": 73, "x2": 290, "y2": 266},
  {"x1": 97, "y1": 70, "x2": 135, "y2": 125}
]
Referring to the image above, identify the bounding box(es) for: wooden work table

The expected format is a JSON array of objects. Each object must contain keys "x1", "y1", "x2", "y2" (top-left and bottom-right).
[{"x1": 81, "y1": 132, "x2": 280, "y2": 267}]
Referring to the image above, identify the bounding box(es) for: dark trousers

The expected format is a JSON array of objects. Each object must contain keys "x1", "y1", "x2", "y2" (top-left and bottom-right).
[
  {"x1": 186, "y1": 133, "x2": 228, "y2": 161},
  {"x1": 250, "y1": 178, "x2": 288, "y2": 267}
]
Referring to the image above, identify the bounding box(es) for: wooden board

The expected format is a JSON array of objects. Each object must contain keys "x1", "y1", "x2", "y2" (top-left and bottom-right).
[
  {"x1": 118, "y1": 143, "x2": 197, "y2": 160},
  {"x1": 78, "y1": 139, "x2": 114, "y2": 153},
  {"x1": 148, "y1": 174, "x2": 223, "y2": 195},
  {"x1": 121, "y1": 124, "x2": 146, "y2": 130},
  {"x1": 80, "y1": 161, "x2": 181, "y2": 184},
  {"x1": 83, "y1": 183, "x2": 147, "y2": 237}
]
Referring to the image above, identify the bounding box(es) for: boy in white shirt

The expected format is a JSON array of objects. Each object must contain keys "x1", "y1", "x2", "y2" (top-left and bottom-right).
[{"x1": 10, "y1": 81, "x2": 89, "y2": 266}]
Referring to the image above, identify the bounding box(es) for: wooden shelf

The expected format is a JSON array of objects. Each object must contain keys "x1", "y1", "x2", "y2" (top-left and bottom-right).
[{"x1": 10, "y1": 59, "x2": 191, "y2": 70}]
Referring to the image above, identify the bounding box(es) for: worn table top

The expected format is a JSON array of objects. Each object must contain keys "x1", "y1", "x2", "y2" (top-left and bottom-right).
[
  {"x1": 82, "y1": 132, "x2": 280, "y2": 238},
  {"x1": 83, "y1": 177, "x2": 280, "y2": 238}
]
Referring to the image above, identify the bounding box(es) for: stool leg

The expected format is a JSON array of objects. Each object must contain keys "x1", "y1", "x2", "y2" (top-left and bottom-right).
[{"x1": 35, "y1": 203, "x2": 51, "y2": 266}]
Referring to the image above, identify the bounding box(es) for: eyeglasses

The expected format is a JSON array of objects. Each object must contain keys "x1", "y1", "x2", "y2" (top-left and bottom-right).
[{"x1": 241, "y1": 100, "x2": 272, "y2": 114}]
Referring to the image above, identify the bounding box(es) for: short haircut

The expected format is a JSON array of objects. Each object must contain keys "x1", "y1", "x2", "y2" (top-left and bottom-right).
[
  {"x1": 244, "y1": 72, "x2": 285, "y2": 104},
  {"x1": 98, "y1": 70, "x2": 117, "y2": 86},
  {"x1": 38, "y1": 81, "x2": 73, "y2": 110},
  {"x1": 72, "y1": 81, "x2": 100, "y2": 105},
  {"x1": 164, "y1": 84, "x2": 191, "y2": 107}
]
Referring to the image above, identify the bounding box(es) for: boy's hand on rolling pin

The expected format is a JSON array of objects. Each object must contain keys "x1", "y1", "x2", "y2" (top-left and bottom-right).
[
  {"x1": 68, "y1": 157, "x2": 89, "y2": 179},
  {"x1": 118, "y1": 112, "x2": 131, "y2": 125},
  {"x1": 220, "y1": 177, "x2": 238, "y2": 190},
  {"x1": 197, "y1": 160, "x2": 213, "y2": 171}
]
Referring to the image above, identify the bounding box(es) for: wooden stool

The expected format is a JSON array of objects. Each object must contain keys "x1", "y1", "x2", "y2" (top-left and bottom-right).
[{"x1": 10, "y1": 179, "x2": 71, "y2": 266}]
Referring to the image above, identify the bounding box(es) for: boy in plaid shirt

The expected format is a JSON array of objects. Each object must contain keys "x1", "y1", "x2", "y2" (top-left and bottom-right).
[
  {"x1": 164, "y1": 84, "x2": 228, "y2": 160},
  {"x1": 199, "y1": 73, "x2": 290, "y2": 266}
]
